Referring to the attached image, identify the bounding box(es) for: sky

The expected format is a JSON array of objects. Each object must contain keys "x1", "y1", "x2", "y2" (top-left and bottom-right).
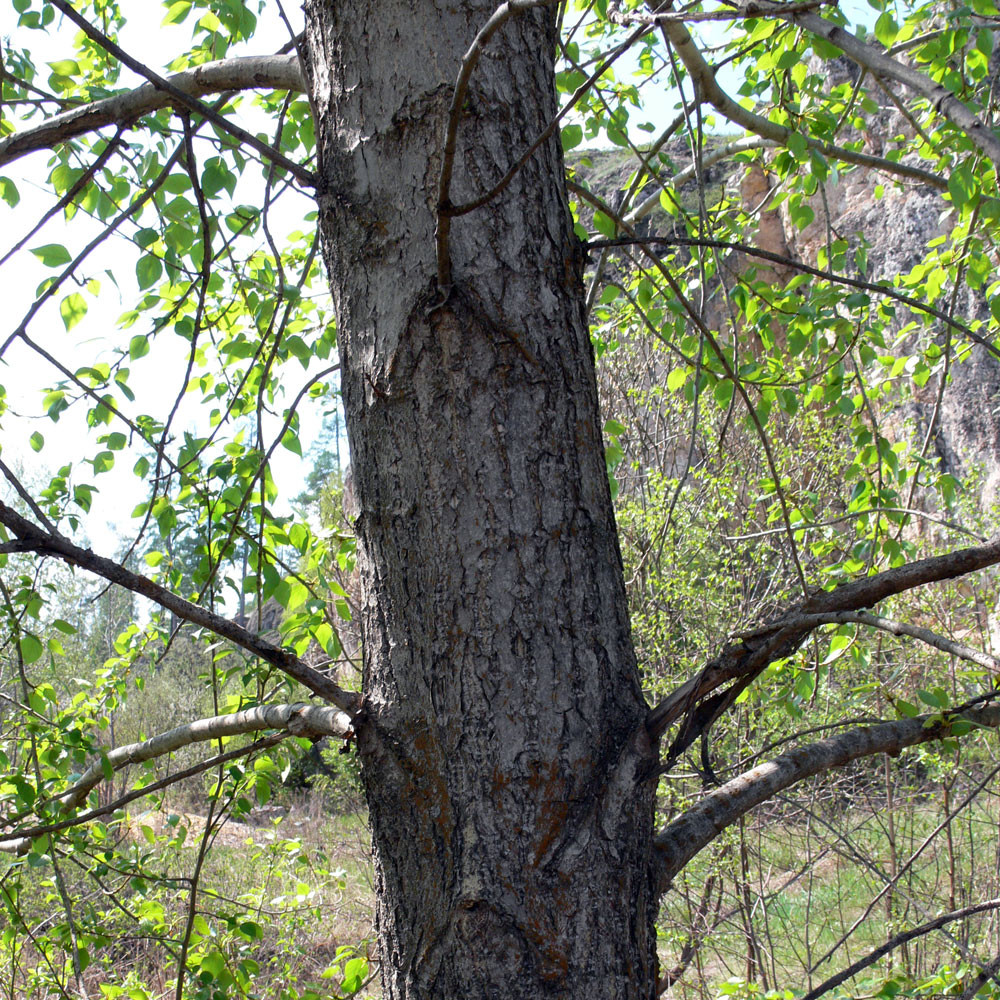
[{"x1": 1, "y1": 1, "x2": 319, "y2": 554}]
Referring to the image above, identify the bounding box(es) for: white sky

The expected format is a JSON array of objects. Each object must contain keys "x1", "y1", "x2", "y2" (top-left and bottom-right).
[{"x1": 1, "y1": 1, "x2": 319, "y2": 554}]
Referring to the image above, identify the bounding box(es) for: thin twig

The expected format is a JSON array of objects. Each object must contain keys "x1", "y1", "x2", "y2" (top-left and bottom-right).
[
  {"x1": 585, "y1": 235, "x2": 1000, "y2": 363},
  {"x1": 48, "y1": 0, "x2": 314, "y2": 185}
]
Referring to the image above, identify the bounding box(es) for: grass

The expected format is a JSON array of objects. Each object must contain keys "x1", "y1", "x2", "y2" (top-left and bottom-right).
[
  {"x1": 660, "y1": 776, "x2": 1000, "y2": 999},
  {"x1": 6, "y1": 762, "x2": 1000, "y2": 999},
  {"x1": 0, "y1": 797, "x2": 379, "y2": 999}
]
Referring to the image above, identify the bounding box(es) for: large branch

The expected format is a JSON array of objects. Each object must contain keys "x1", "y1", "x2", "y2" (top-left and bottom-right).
[
  {"x1": 776, "y1": 4, "x2": 1000, "y2": 171},
  {"x1": 0, "y1": 500, "x2": 361, "y2": 713},
  {"x1": 48, "y1": 0, "x2": 313, "y2": 184},
  {"x1": 0, "y1": 703, "x2": 351, "y2": 853},
  {"x1": 654, "y1": 703, "x2": 1000, "y2": 891},
  {"x1": 57, "y1": 702, "x2": 351, "y2": 812},
  {"x1": 0, "y1": 53, "x2": 305, "y2": 168},
  {"x1": 646, "y1": 534, "x2": 1000, "y2": 743},
  {"x1": 656, "y1": 16, "x2": 946, "y2": 190}
]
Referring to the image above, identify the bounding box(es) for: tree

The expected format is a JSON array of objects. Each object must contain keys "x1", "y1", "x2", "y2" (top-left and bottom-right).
[{"x1": 2, "y1": 0, "x2": 1000, "y2": 997}]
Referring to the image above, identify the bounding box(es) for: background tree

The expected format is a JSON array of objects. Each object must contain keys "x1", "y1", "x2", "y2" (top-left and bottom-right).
[{"x1": 2, "y1": 1, "x2": 1000, "y2": 998}]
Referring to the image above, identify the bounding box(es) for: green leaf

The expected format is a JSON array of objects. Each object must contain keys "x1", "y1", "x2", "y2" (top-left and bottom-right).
[
  {"x1": 667, "y1": 368, "x2": 689, "y2": 391},
  {"x1": 874, "y1": 12, "x2": 898, "y2": 46},
  {"x1": 713, "y1": 379, "x2": 734, "y2": 408},
  {"x1": 136, "y1": 254, "x2": 162, "y2": 290},
  {"x1": 162, "y1": 0, "x2": 192, "y2": 24},
  {"x1": 47, "y1": 58, "x2": 79, "y2": 77},
  {"x1": 59, "y1": 292, "x2": 88, "y2": 331},
  {"x1": 917, "y1": 688, "x2": 942, "y2": 709},
  {"x1": 561, "y1": 124, "x2": 583, "y2": 151},
  {"x1": 202, "y1": 157, "x2": 237, "y2": 198},
  {"x1": 948, "y1": 163, "x2": 976, "y2": 210},
  {"x1": 129, "y1": 334, "x2": 150, "y2": 360},
  {"x1": 29, "y1": 431, "x2": 44, "y2": 452},
  {"x1": 19, "y1": 634, "x2": 43, "y2": 664},
  {"x1": 592, "y1": 210, "x2": 616, "y2": 239},
  {"x1": 0, "y1": 177, "x2": 20, "y2": 207},
  {"x1": 74, "y1": 484, "x2": 95, "y2": 511},
  {"x1": 30, "y1": 243, "x2": 72, "y2": 268},
  {"x1": 43, "y1": 389, "x2": 68, "y2": 420},
  {"x1": 342, "y1": 956, "x2": 369, "y2": 994}
]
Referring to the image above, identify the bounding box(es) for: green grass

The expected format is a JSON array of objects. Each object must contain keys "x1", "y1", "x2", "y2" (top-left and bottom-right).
[{"x1": 6, "y1": 770, "x2": 1000, "y2": 999}]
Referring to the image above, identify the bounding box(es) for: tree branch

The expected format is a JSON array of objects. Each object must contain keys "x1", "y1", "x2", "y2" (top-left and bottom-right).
[
  {"x1": 627, "y1": 137, "x2": 777, "y2": 224},
  {"x1": 0, "y1": 500, "x2": 361, "y2": 713},
  {"x1": 654, "y1": 703, "x2": 1000, "y2": 891},
  {"x1": 48, "y1": 0, "x2": 314, "y2": 184},
  {"x1": 646, "y1": 534, "x2": 1000, "y2": 744},
  {"x1": 436, "y1": 0, "x2": 558, "y2": 287},
  {"x1": 773, "y1": 3, "x2": 1000, "y2": 171},
  {"x1": 0, "y1": 732, "x2": 287, "y2": 854},
  {"x1": 0, "y1": 53, "x2": 305, "y2": 168},
  {"x1": 656, "y1": 15, "x2": 947, "y2": 190},
  {"x1": 801, "y1": 898, "x2": 1000, "y2": 1000},
  {"x1": 56, "y1": 702, "x2": 351, "y2": 812},
  {"x1": 786, "y1": 610, "x2": 1000, "y2": 672},
  {"x1": 586, "y1": 235, "x2": 1000, "y2": 363}
]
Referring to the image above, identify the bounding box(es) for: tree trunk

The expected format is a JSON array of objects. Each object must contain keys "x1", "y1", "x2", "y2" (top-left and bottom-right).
[{"x1": 303, "y1": 2, "x2": 659, "y2": 996}]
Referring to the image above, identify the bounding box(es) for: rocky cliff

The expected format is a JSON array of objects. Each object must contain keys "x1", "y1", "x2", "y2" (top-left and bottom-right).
[{"x1": 573, "y1": 88, "x2": 1000, "y2": 515}]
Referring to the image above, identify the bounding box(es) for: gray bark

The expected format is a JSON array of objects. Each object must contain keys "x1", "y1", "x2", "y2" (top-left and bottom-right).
[{"x1": 303, "y1": 2, "x2": 658, "y2": 997}]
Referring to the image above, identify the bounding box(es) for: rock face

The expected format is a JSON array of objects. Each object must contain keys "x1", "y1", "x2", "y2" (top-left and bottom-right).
[
  {"x1": 737, "y1": 76, "x2": 1000, "y2": 511},
  {"x1": 575, "y1": 95, "x2": 1000, "y2": 512}
]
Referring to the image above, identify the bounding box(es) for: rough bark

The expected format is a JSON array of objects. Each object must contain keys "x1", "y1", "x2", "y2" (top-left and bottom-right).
[{"x1": 303, "y1": 2, "x2": 658, "y2": 997}]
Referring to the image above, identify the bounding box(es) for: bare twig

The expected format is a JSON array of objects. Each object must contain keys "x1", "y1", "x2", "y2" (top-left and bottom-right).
[
  {"x1": 585, "y1": 235, "x2": 1000, "y2": 363},
  {"x1": 785, "y1": 610, "x2": 1000, "y2": 672},
  {"x1": 802, "y1": 900, "x2": 1000, "y2": 1000}
]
